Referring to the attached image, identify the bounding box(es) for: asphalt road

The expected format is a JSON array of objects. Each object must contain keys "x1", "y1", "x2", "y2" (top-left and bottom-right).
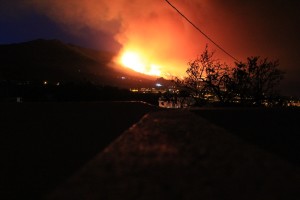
[
  {"x1": 46, "y1": 109, "x2": 300, "y2": 200},
  {"x1": 2, "y1": 104, "x2": 299, "y2": 200}
]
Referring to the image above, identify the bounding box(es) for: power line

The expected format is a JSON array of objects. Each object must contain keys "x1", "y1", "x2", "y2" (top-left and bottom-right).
[{"x1": 164, "y1": 0, "x2": 239, "y2": 62}]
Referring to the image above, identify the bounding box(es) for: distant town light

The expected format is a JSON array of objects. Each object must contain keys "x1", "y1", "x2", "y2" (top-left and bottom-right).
[
  {"x1": 130, "y1": 88, "x2": 139, "y2": 92},
  {"x1": 121, "y1": 76, "x2": 126, "y2": 80},
  {"x1": 56, "y1": 82, "x2": 60, "y2": 86},
  {"x1": 43, "y1": 81, "x2": 48, "y2": 85},
  {"x1": 156, "y1": 83, "x2": 162, "y2": 87}
]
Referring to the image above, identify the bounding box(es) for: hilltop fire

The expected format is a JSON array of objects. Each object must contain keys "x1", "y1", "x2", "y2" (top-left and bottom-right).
[{"x1": 119, "y1": 50, "x2": 162, "y2": 77}]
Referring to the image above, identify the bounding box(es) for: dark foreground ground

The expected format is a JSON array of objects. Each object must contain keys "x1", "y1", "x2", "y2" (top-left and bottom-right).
[
  {"x1": 1, "y1": 103, "x2": 300, "y2": 200},
  {"x1": 46, "y1": 109, "x2": 300, "y2": 200},
  {"x1": 193, "y1": 107, "x2": 300, "y2": 166},
  {"x1": 0, "y1": 101, "x2": 158, "y2": 200}
]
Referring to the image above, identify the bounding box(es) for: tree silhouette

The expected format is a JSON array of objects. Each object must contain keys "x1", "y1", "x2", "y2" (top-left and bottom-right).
[
  {"x1": 174, "y1": 46, "x2": 285, "y2": 106},
  {"x1": 174, "y1": 46, "x2": 234, "y2": 105},
  {"x1": 233, "y1": 57, "x2": 285, "y2": 105}
]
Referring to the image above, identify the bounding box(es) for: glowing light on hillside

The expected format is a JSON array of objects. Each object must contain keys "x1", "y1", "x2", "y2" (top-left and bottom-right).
[
  {"x1": 121, "y1": 52, "x2": 145, "y2": 73},
  {"x1": 149, "y1": 64, "x2": 161, "y2": 76},
  {"x1": 119, "y1": 50, "x2": 161, "y2": 77}
]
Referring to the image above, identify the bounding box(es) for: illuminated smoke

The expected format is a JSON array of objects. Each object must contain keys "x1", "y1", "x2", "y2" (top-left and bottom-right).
[
  {"x1": 25, "y1": 0, "x2": 300, "y2": 80},
  {"x1": 25, "y1": 0, "x2": 218, "y2": 76}
]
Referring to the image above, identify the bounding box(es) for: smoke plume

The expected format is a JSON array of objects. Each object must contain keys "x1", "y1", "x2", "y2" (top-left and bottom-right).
[{"x1": 24, "y1": 0, "x2": 300, "y2": 84}]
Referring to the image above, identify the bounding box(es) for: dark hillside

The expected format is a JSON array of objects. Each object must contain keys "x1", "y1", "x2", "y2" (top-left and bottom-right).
[
  {"x1": 0, "y1": 39, "x2": 156, "y2": 88},
  {"x1": 0, "y1": 39, "x2": 97, "y2": 81}
]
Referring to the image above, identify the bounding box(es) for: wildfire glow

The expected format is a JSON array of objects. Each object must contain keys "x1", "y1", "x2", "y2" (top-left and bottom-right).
[{"x1": 119, "y1": 51, "x2": 162, "y2": 77}]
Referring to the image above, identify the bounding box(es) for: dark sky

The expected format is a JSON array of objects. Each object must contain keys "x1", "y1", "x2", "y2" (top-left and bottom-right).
[
  {"x1": 0, "y1": 0, "x2": 299, "y2": 96},
  {"x1": 0, "y1": 0, "x2": 120, "y2": 51}
]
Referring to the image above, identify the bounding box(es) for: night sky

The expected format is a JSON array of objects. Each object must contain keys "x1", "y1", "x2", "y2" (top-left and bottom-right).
[{"x1": 1, "y1": 0, "x2": 299, "y2": 96}]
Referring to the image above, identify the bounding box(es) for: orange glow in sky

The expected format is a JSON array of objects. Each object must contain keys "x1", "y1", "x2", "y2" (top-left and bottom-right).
[{"x1": 14, "y1": 0, "x2": 300, "y2": 95}]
